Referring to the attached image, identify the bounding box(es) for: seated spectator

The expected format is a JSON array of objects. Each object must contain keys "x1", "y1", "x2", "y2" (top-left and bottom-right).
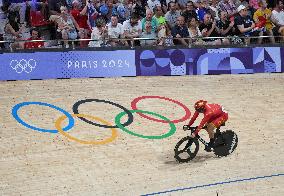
[
  {"x1": 103, "y1": 0, "x2": 118, "y2": 23},
  {"x1": 235, "y1": 0, "x2": 251, "y2": 16},
  {"x1": 157, "y1": 24, "x2": 174, "y2": 46},
  {"x1": 146, "y1": 0, "x2": 161, "y2": 11},
  {"x1": 80, "y1": 0, "x2": 99, "y2": 30},
  {"x1": 165, "y1": 1, "x2": 181, "y2": 30},
  {"x1": 132, "y1": 0, "x2": 146, "y2": 18},
  {"x1": 235, "y1": 0, "x2": 250, "y2": 8},
  {"x1": 171, "y1": 16, "x2": 189, "y2": 46},
  {"x1": 48, "y1": 0, "x2": 67, "y2": 15},
  {"x1": 70, "y1": 0, "x2": 90, "y2": 48},
  {"x1": 7, "y1": 0, "x2": 28, "y2": 25},
  {"x1": 197, "y1": 0, "x2": 216, "y2": 22},
  {"x1": 140, "y1": 21, "x2": 157, "y2": 46},
  {"x1": 122, "y1": 13, "x2": 142, "y2": 46},
  {"x1": 107, "y1": 15, "x2": 125, "y2": 46},
  {"x1": 218, "y1": 0, "x2": 238, "y2": 19},
  {"x1": 89, "y1": 18, "x2": 108, "y2": 47},
  {"x1": 181, "y1": 1, "x2": 198, "y2": 23},
  {"x1": 0, "y1": 2, "x2": 8, "y2": 49},
  {"x1": 141, "y1": 9, "x2": 159, "y2": 32},
  {"x1": 4, "y1": 11, "x2": 24, "y2": 49},
  {"x1": 24, "y1": 28, "x2": 44, "y2": 49},
  {"x1": 177, "y1": 0, "x2": 189, "y2": 11},
  {"x1": 191, "y1": 0, "x2": 201, "y2": 8},
  {"x1": 50, "y1": 6, "x2": 80, "y2": 48},
  {"x1": 209, "y1": 0, "x2": 219, "y2": 20},
  {"x1": 271, "y1": 0, "x2": 284, "y2": 41},
  {"x1": 116, "y1": 0, "x2": 131, "y2": 24},
  {"x1": 66, "y1": 0, "x2": 84, "y2": 9},
  {"x1": 253, "y1": 1, "x2": 275, "y2": 43},
  {"x1": 249, "y1": 0, "x2": 260, "y2": 13},
  {"x1": 217, "y1": 11, "x2": 235, "y2": 38},
  {"x1": 158, "y1": 0, "x2": 168, "y2": 13},
  {"x1": 234, "y1": 4, "x2": 264, "y2": 45},
  {"x1": 29, "y1": 0, "x2": 50, "y2": 27},
  {"x1": 199, "y1": 13, "x2": 222, "y2": 45},
  {"x1": 153, "y1": 6, "x2": 166, "y2": 25},
  {"x1": 187, "y1": 16, "x2": 205, "y2": 45}
]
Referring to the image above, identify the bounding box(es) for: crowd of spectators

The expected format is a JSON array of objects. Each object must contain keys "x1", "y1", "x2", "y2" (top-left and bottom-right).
[{"x1": 0, "y1": 0, "x2": 283, "y2": 50}]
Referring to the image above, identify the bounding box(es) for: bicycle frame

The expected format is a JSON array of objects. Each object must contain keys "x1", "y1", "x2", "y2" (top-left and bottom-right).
[{"x1": 187, "y1": 126, "x2": 222, "y2": 147}]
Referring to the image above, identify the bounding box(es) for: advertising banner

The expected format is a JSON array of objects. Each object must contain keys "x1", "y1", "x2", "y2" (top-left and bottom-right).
[
  {"x1": 0, "y1": 50, "x2": 136, "y2": 80},
  {"x1": 135, "y1": 47, "x2": 283, "y2": 76}
]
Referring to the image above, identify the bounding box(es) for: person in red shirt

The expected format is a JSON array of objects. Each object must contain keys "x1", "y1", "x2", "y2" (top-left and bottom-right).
[
  {"x1": 70, "y1": 0, "x2": 91, "y2": 47},
  {"x1": 24, "y1": 28, "x2": 44, "y2": 49},
  {"x1": 187, "y1": 100, "x2": 229, "y2": 152}
]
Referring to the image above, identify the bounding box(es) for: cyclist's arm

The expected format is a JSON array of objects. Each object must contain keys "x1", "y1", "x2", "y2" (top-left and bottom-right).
[
  {"x1": 188, "y1": 111, "x2": 199, "y2": 126},
  {"x1": 194, "y1": 115, "x2": 210, "y2": 135}
]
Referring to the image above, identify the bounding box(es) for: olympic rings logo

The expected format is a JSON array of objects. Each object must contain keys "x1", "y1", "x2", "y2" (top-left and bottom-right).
[
  {"x1": 11, "y1": 96, "x2": 192, "y2": 145},
  {"x1": 10, "y1": 59, "x2": 37, "y2": 74}
]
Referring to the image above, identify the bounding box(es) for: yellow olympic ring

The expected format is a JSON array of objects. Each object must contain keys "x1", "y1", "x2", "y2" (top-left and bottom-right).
[{"x1": 55, "y1": 114, "x2": 118, "y2": 145}]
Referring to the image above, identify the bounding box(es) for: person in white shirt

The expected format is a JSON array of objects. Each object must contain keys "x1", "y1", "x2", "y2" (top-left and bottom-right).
[
  {"x1": 165, "y1": 1, "x2": 181, "y2": 30},
  {"x1": 271, "y1": 0, "x2": 284, "y2": 41},
  {"x1": 107, "y1": 15, "x2": 125, "y2": 46},
  {"x1": 122, "y1": 13, "x2": 142, "y2": 46},
  {"x1": 89, "y1": 18, "x2": 108, "y2": 47},
  {"x1": 271, "y1": 0, "x2": 284, "y2": 36}
]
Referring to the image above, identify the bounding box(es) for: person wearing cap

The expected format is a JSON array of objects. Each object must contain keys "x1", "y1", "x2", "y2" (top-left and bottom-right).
[{"x1": 234, "y1": 4, "x2": 263, "y2": 44}]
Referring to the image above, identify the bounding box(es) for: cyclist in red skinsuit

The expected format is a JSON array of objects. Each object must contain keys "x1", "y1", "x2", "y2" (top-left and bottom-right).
[{"x1": 187, "y1": 100, "x2": 228, "y2": 152}]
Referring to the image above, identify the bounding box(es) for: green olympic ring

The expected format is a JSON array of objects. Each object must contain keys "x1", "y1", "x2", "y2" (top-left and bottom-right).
[{"x1": 115, "y1": 110, "x2": 176, "y2": 139}]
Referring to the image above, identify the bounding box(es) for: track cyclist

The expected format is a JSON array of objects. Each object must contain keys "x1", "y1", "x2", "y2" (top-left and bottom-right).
[{"x1": 186, "y1": 100, "x2": 229, "y2": 152}]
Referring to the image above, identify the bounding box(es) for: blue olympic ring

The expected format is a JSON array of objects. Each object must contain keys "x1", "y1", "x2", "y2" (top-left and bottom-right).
[{"x1": 12, "y1": 102, "x2": 75, "y2": 133}]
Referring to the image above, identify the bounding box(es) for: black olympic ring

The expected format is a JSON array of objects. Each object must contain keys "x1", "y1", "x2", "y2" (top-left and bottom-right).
[{"x1": 72, "y1": 98, "x2": 134, "y2": 128}]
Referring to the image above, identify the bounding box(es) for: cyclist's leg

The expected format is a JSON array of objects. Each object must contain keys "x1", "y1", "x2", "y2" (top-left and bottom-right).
[
  {"x1": 205, "y1": 123, "x2": 215, "y2": 139},
  {"x1": 210, "y1": 112, "x2": 229, "y2": 138},
  {"x1": 205, "y1": 113, "x2": 228, "y2": 150}
]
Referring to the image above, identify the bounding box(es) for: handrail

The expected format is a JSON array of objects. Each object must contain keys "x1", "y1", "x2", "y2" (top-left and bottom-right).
[{"x1": 1, "y1": 35, "x2": 283, "y2": 52}]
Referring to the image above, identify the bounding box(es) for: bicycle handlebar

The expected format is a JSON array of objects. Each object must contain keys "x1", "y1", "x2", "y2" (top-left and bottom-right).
[{"x1": 183, "y1": 125, "x2": 207, "y2": 132}]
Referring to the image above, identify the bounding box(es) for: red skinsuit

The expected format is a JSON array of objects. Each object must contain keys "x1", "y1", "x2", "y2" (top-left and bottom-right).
[{"x1": 188, "y1": 103, "x2": 228, "y2": 135}]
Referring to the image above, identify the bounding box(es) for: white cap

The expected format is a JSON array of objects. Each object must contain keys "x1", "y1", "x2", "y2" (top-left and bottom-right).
[
  {"x1": 72, "y1": 0, "x2": 80, "y2": 4},
  {"x1": 237, "y1": 5, "x2": 246, "y2": 12}
]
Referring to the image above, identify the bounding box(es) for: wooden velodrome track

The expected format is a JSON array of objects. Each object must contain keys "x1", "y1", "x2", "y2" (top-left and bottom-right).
[{"x1": 0, "y1": 73, "x2": 283, "y2": 195}]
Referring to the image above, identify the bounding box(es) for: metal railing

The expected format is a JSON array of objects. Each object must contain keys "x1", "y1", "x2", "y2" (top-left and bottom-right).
[{"x1": 0, "y1": 35, "x2": 283, "y2": 52}]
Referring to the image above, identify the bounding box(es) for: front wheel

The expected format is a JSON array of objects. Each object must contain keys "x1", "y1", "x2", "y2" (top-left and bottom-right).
[
  {"x1": 213, "y1": 130, "x2": 238, "y2": 157},
  {"x1": 174, "y1": 136, "x2": 199, "y2": 163}
]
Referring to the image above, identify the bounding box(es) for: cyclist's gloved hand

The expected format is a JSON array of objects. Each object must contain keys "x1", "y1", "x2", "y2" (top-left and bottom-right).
[
  {"x1": 189, "y1": 132, "x2": 197, "y2": 138},
  {"x1": 183, "y1": 125, "x2": 190, "y2": 131}
]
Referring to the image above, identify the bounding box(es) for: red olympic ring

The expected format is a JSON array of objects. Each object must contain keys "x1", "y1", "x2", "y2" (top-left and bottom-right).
[{"x1": 131, "y1": 96, "x2": 191, "y2": 123}]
